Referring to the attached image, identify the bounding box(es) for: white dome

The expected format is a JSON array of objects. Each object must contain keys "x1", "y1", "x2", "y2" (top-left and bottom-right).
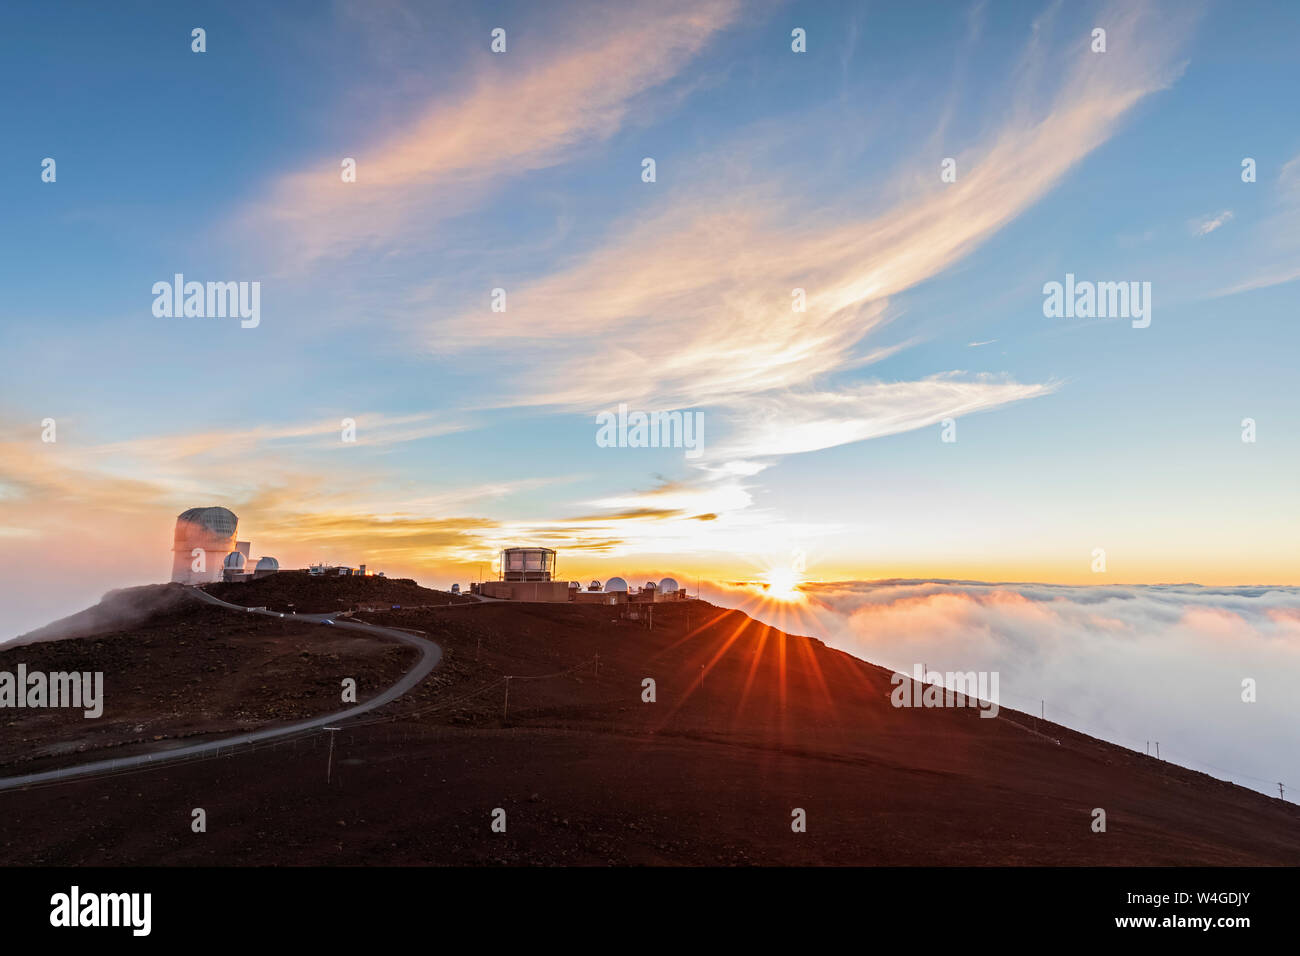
[
  {"x1": 223, "y1": 551, "x2": 246, "y2": 569},
  {"x1": 255, "y1": 556, "x2": 279, "y2": 571},
  {"x1": 588, "y1": 580, "x2": 602, "y2": 591},
  {"x1": 644, "y1": 581, "x2": 657, "y2": 591},
  {"x1": 604, "y1": 577, "x2": 628, "y2": 592},
  {"x1": 658, "y1": 578, "x2": 679, "y2": 593}
]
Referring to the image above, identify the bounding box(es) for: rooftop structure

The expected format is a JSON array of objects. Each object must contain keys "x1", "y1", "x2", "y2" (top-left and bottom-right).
[{"x1": 500, "y1": 547, "x2": 557, "y2": 582}]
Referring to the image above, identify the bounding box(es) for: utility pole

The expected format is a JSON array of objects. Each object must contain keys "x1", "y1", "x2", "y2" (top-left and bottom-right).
[
  {"x1": 1155, "y1": 741, "x2": 1160, "y2": 760},
  {"x1": 324, "y1": 726, "x2": 341, "y2": 784},
  {"x1": 1280, "y1": 782, "x2": 1286, "y2": 801},
  {"x1": 1146, "y1": 741, "x2": 1149, "y2": 755},
  {"x1": 1041, "y1": 700, "x2": 1044, "y2": 722}
]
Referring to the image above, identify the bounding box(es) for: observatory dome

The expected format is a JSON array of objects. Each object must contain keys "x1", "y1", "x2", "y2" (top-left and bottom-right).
[
  {"x1": 588, "y1": 580, "x2": 602, "y2": 591},
  {"x1": 255, "y1": 556, "x2": 279, "y2": 571},
  {"x1": 174, "y1": 507, "x2": 238, "y2": 551},
  {"x1": 604, "y1": 577, "x2": 628, "y2": 592},
  {"x1": 223, "y1": 551, "x2": 246, "y2": 570},
  {"x1": 658, "y1": 578, "x2": 679, "y2": 594},
  {"x1": 178, "y1": 507, "x2": 237, "y2": 536}
]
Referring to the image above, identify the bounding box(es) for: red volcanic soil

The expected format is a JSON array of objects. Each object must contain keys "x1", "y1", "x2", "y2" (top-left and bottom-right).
[
  {"x1": 1, "y1": 590, "x2": 1298, "y2": 865},
  {"x1": 0, "y1": 588, "x2": 415, "y2": 774}
]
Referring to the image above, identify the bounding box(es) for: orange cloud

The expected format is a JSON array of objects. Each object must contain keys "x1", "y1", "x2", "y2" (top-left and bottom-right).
[
  {"x1": 429, "y1": 0, "x2": 1193, "y2": 462},
  {"x1": 239, "y1": 0, "x2": 741, "y2": 271}
]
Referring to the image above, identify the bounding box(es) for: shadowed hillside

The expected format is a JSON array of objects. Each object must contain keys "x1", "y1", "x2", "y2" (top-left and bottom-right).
[{"x1": 0, "y1": 588, "x2": 415, "y2": 774}]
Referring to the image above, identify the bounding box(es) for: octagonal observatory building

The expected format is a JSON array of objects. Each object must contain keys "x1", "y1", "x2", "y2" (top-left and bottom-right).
[{"x1": 480, "y1": 547, "x2": 570, "y2": 601}]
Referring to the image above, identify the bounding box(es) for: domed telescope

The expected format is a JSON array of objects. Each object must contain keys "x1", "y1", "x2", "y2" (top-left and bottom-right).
[{"x1": 171, "y1": 507, "x2": 238, "y2": 584}]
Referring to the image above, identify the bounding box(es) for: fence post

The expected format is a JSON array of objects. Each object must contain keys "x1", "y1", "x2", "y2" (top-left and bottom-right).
[{"x1": 324, "y1": 726, "x2": 340, "y2": 783}]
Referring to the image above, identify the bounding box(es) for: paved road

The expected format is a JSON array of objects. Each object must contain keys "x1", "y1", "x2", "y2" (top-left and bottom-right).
[{"x1": 0, "y1": 588, "x2": 442, "y2": 793}]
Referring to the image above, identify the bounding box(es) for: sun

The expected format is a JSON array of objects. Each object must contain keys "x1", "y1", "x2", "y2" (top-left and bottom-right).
[{"x1": 762, "y1": 567, "x2": 803, "y2": 602}]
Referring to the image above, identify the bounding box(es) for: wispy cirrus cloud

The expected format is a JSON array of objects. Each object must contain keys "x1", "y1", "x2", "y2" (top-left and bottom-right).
[
  {"x1": 432, "y1": 0, "x2": 1195, "y2": 467},
  {"x1": 1190, "y1": 209, "x2": 1233, "y2": 236},
  {"x1": 707, "y1": 374, "x2": 1057, "y2": 461},
  {"x1": 1213, "y1": 153, "x2": 1300, "y2": 296},
  {"x1": 237, "y1": 0, "x2": 741, "y2": 272}
]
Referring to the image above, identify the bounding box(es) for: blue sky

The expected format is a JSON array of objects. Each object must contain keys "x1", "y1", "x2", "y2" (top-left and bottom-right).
[{"x1": 2, "y1": 0, "x2": 1299, "y2": 635}]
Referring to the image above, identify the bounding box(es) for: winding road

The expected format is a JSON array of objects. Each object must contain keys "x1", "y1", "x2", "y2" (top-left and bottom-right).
[{"x1": 0, "y1": 588, "x2": 443, "y2": 793}]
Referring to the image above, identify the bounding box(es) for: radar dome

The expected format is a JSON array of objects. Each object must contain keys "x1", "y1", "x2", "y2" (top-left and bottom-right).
[{"x1": 604, "y1": 577, "x2": 628, "y2": 592}]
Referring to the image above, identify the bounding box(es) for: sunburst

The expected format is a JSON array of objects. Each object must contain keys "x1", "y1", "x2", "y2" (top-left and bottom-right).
[{"x1": 761, "y1": 566, "x2": 804, "y2": 602}]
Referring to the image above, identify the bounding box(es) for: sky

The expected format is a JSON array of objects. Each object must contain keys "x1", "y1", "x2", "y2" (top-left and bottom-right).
[{"x1": 2, "y1": 0, "x2": 1299, "y2": 640}]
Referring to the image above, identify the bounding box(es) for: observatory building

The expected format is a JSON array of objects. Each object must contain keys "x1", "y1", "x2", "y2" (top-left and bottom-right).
[
  {"x1": 573, "y1": 575, "x2": 628, "y2": 605},
  {"x1": 479, "y1": 547, "x2": 570, "y2": 602},
  {"x1": 473, "y1": 550, "x2": 688, "y2": 604},
  {"x1": 171, "y1": 507, "x2": 239, "y2": 584},
  {"x1": 170, "y1": 507, "x2": 280, "y2": 584},
  {"x1": 629, "y1": 577, "x2": 687, "y2": 603}
]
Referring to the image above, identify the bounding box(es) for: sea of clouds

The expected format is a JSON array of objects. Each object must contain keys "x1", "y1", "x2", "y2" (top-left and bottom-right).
[{"x1": 711, "y1": 580, "x2": 1300, "y2": 798}]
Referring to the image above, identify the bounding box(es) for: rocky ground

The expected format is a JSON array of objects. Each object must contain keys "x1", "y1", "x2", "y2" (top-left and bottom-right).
[{"x1": 0, "y1": 592, "x2": 414, "y2": 773}]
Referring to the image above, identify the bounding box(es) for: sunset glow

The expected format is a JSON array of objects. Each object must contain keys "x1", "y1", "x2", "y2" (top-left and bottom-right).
[{"x1": 761, "y1": 568, "x2": 804, "y2": 603}]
